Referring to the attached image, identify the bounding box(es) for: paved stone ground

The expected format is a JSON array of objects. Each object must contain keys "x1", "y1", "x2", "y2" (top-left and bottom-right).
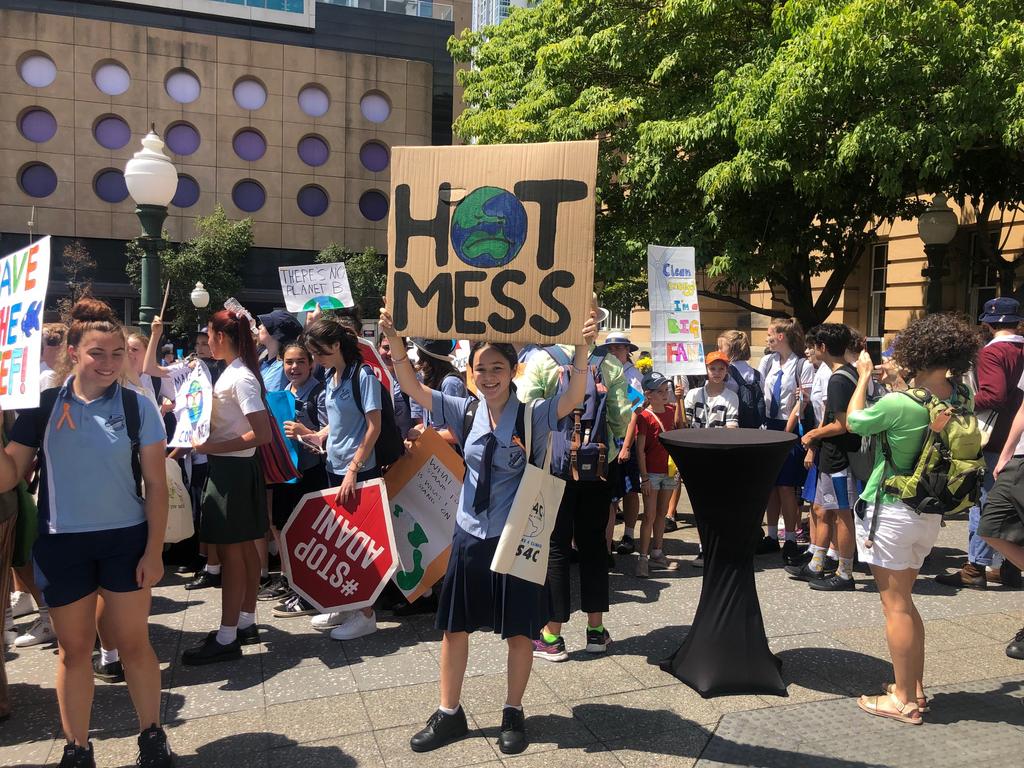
[{"x1": 2, "y1": 502, "x2": 1022, "y2": 768}]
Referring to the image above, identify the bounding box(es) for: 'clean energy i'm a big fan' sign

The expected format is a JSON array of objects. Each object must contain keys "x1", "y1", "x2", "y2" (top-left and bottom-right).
[
  {"x1": 0, "y1": 237, "x2": 51, "y2": 409},
  {"x1": 647, "y1": 244, "x2": 705, "y2": 377}
]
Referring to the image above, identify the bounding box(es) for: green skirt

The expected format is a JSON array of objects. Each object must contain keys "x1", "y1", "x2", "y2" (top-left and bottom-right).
[{"x1": 201, "y1": 455, "x2": 269, "y2": 545}]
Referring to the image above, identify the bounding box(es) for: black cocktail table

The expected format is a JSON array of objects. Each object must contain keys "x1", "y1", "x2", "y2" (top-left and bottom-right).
[{"x1": 658, "y1": 427, "x2": 797, "y2": 697}]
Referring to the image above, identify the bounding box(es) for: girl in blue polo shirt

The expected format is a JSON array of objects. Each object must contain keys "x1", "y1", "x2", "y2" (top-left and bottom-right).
[
  {"x1": 0, "y1": 298, "x2": 172, "y2": 768},
  {"x1": 379, "y1": 308, "x2": 596, "y2": 757}
]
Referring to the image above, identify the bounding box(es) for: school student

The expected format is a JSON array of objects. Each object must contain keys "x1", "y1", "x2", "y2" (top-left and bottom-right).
[
  {"x1": 0, "y1": 298, "x2": 173, "y2": 767},
  {"x1": 380, "y1": 308, "x2": 596, "y2": 756},
  {"x1": 257, "y1": 310, "x2": 304, "y2": 394},
  {"x1": 290, "y1": 317, "x2": 382, "y2": 640},
  {"x1": 180, "y1": 309, "x2": 272, "y2": 666},
  {"x1": 683, "y1": 352, "x2": 739, "y2": 429}
]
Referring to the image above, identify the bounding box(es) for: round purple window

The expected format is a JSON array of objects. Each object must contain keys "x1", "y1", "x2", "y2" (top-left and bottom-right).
[
  {"x1": 298, "y1": 85, "x2": 330, "y2": 117},
  {"x1": 232, "y1": 180, "x2": 265, "y2": 213},
  {"x1": 297, "y1": 185, "x2": 329, "y2": 217},
  {"x1": 172, "y1": 176, "x2": 200, "y2": 208},
  {"x1": 297, "y1": 135, "x2": 329, "y2": 167},
  {"x1": 94, "y1": 115, "x2": 131, "y2": 150},
  {"x1": 360, "y1": 92, "x2": 391, "y2": 123},
  {"x1": 19, "y1": 109, "x2": 57, "y2": 143},
  {"x1": 359, "y1": 190, "x2": 389, "y2": 222},
  {"x1": 94, "y1": 169, "x2": 129, "y2": 203},
  {"x1": 19, "y1": 163, "x2": 57, "y2": 198},
  {"x1": 359, "y1": 141, "x2": 389, "y2": 172},
  {"x1": 166, "y1": 69, "x2": 201, "y2": 104},
  {"x1": 233, "y1": 129, "x2": 266, "y2": 162},
  {"x1": 165, "y1": 122, "x2": 200, "y2": 156}
]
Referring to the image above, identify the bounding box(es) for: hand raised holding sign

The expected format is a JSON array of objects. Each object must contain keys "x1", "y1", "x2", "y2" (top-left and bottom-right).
[{"x1": 580, "y1": 311, "x2": 598, "y2": 349}]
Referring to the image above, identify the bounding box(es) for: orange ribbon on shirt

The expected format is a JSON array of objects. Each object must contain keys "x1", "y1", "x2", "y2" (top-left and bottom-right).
[{"x1": 55, "y1": 402, "x2": 76, "y2": 431}]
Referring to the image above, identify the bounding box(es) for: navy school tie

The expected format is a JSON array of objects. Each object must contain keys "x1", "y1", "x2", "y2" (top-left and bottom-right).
[{"x1": 472, "y1": 433, "x2": 498, "y2": 515}]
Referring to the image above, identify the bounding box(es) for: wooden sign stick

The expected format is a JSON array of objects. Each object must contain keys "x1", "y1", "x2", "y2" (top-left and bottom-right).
[{"x1": 158, "y1": 280, "x2": 171, "y2": 319}]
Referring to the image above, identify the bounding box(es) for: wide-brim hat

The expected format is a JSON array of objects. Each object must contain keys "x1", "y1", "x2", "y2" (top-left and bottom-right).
[
  {"x1": 598, "y1": 331, "x2": 638, "y2": 354},
  {"x1": 411, "y1": 338, "x2": 457, "y2": 362},
  {"x1": 979, "y1": 296, "x2": 1022, "y2": 325}
]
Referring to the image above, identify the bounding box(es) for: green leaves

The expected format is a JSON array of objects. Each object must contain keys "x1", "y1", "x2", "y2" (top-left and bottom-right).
[{"x1": 315, "y1": 244, "x2": 385, "y2": 318}]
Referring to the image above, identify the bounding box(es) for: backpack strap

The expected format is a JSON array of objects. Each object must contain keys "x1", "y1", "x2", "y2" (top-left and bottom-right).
[
  {"x1": 34, "y1": 388, "x2": 62, "y2": 441},
  {"x1": 120, "y1": 386, "x2": 143, "y2": 498},
  {"x1": 305, "y1": 381, "x2": 326, "y2": 429},
  {"x1": 728, "y1": 365, "x2": 744, "y2": 388},
  {"x1": 544, "y1": 345, "x2": 573, "y2": 369},
  {"x1": 462, "y1": 401, "x2": 480, "y2": 448}
]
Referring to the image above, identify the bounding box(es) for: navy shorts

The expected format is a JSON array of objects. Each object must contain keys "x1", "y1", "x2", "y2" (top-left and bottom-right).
[{"x1": 33, "y1": 522, "x2": 148, "y2": 608}]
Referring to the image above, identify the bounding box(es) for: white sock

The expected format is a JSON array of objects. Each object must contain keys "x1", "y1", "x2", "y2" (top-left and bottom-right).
[
  {"x1": 39, "y1": 607, "x2": 50, "y2": 623},
  {"x1": 767, "y1": 528, "x2": 779, "y2": 540},
  {"x1": 504, "y1": 703, "x2": 523, "y2": 711},
  {"x1": 784, "y1": 531, "x2": 797, "y2": 543},
  {"x1": 237, "y1": 611, "x2": 255, "y2": 630},
  {"x1": 205, "y1": 564, "x2": 222, "y2": 575},
  {"x1": 100, "y1": 647, "x2": 119, "y2": 665},
  {"x1": 215, "y1": 625, "x2": 237, "y2": 645},
  {"x1": 439, "y1": 704, "x2": 460, "y2": 715},
  {"x1": 826, "y1": 548, "x2": 838, "y2": 560},
  {"x1": 624, "y1": 526, "x2": 636, "y2": 539}
]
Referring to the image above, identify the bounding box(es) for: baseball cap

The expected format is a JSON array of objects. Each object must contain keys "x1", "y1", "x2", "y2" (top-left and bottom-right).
[
  {"x1": 642, "y1": 372, "x2": 670, "y2": 392},
  {"x1": 705, "y1": 351, "x2": 730, "y2": 367}
]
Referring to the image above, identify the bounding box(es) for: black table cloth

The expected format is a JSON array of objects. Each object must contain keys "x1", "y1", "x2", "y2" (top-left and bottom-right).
[{"x1": 658, "y1": 427, "x2": 797, "y2": 697}]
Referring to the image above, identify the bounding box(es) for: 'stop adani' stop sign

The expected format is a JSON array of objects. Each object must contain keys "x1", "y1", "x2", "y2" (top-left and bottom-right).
[{"x1": 281, "y1": 479, "x2": 397, "y2": 613}]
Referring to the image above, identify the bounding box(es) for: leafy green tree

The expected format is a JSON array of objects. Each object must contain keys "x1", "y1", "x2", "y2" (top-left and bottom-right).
[
  {"x1": 127, "y1": 205, "x2": 251, "y2": 334},
  {"x1": 57, "y1": 240, "x2": 97, "y2": 318},
  {"x1": 315, "y1": 244, "x2": 386, "y2": 318}
]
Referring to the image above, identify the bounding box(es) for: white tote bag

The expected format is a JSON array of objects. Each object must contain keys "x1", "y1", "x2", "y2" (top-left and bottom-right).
[
  {"x1": 163, "y1": 458, "x2": 194, "y2": 544},
  {"x1": 490, "y1": 401, "x2": 566, "y2": 585}
]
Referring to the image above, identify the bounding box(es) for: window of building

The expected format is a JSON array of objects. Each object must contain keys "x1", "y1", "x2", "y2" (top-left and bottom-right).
[
  {"x1": 358, "y1": 190, "x2": 389, "y2": 221},
  {"x1": 297, "y1": 185, "x2": 329, "y2": 217},
  {"x1": 233, "y1": 78, "x2": 267, "y2": 111},
  {"x1": 165, "y1": 122, "x2": 201, "y2": 156},
  {"x1": 232, "y1": 180, "x2": 265, "y2": 213},
  {"x1": 93, "y1": 115, "x2": 131, "y2": 150},
  {"x1": 360, "y1": 92, "x2": 391, "y2": 123},
  {"x1": 94, "y1": 169, "x2": 129, "y2": 204},
  {"x1": 19, "y1": 108, "x2": 57, "y2": 143},
  {"x1": 233, "y1": 129, "x2": 267, "y2": 162},
  {"x1": 165, "y1": 69, "x2": 201, "y2": 104},
  {"x1": 19, "y1": 53, "x2": 56, "y2": 88},
  {"x1": 298, "y1": 85, "x2": 330, "y2": 117},
  {"x1": 359, "y1": 141, "x2": 389, "y2": 172},
  {"x1": 172, "y1": 176, "x2": 200, "y2": 208},
  {"x1": 297, "y1": 135, "x2": 329, "y2": 167},
  {"x1": 93, "y1": 62, "x2": 131, "y2": 96},
  {"x1": 19, "y1": 163, "x2": 57, "y2": 198},
  {"x1": 868, "y1": 242, "x2": 888, "y2": 337},
  {"x1": 968, "y1": 230, "x2": 1001, "y2": 320}
]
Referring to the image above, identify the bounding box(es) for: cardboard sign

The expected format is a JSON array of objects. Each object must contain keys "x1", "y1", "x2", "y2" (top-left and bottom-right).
[
  {"x1": 386, "y1": 141, "x2": 598, "y2": 345},
  {"x1": 0, "y1": 237, "x2": 50, "y2": 409},
  {"x1": 278, "y1": 262, "x2": 354, "y2": 313},
  {"x1": 168, "y1": 362, "x2": 213, "y2": 449},
  {"x1": 357, "y1": 338, "x2": 394, "y2": 402},
  {"x1": 383, "y1": 428, "x2": 463, "y2": 602},
  {"x1": 647, "y1": 245, "x2": 706, "y2": 376},
  {"x1": 281, "y1": 479, "x2": 397, "y2": 613}
]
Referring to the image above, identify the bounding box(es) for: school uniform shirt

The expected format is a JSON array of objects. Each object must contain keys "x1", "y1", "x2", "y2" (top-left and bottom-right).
[
  {"x1": 39, "y1": 362, "x2": 60, "y2": 391},
  {"x1": 325, "y1": 364, "x2": 381, "y2": 475},
  {"x1": 429, "y1": 391, "x2": 562, "y2": 539},
  {"x1": 758, "y1": 353, "x2": 814, "y2": 421},
  {"x1": 290, "y1": 377, "x2": 328, "y2": 472},
  {"x1": 637, "y1": 405, "x2": 676, "y2": 474},
  {"x1": 412, "y1": 374, "x2": 467, "y2": 428},
  {"x1": 684, "y1": 386, "x2": 739, "y2": 428},
  {"x1": 724, "y1": 360, "x2": 758, "y2": 392},
  {"x1": 817, "y1": 364, "x2": 862, "y2": 475},
  {"x1": 10, "y1": 379, "x2": 166, "y2": 534},
  {"x1": 260, "y1": 358, "x2": 287, "y2": 392},
  {"x1": 210, "y1": 359, "x2": 266, "y2": 458},
  {"x1": 809, "y1": 361, "x2": 832, "y2": 425}
]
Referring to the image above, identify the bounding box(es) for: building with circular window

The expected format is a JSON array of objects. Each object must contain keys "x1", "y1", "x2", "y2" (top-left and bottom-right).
[
  {"x1": 19, "y1": 109, "x2": 57, "y2": 143},
  {"x1": 19, "y1": 163, "x2": 57, "y2": 198},
  {"x1": 94, "y1": 116, "x2": 131, "y2": 150}
]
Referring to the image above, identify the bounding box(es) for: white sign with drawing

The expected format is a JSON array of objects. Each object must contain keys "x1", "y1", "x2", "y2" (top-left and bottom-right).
[{"x1": 278, "y1": 262, "x2": 354, "y2": 313}]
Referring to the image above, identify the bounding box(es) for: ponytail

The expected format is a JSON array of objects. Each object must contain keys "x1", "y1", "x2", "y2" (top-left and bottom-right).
[{"x1": 209, "y1": 309, "x2": 265, "y2": 395}]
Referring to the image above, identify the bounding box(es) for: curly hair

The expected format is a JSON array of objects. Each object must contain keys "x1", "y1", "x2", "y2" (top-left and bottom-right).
[{"x1": 892, "y1": 313, "x2": 979, "y2": 378}]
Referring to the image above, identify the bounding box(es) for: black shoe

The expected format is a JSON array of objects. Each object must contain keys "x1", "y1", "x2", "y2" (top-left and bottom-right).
[
  {"x1": 809, "y1": 574, "x2": 855, "y2": 591},
  {"x1": 821, "y1": 556, "x2": 839, "y2": 577},
  {"x1": 663, "y1": 517, "x2": 679, "y2": 533},
  {"x1": 392, "y1": 594, "x2": 439, "y2": 617},
  {"x1": 256, "y1": 574, "x2": 290, "y2": 601},
  {"x1": 259, "y1": 573, "x2": 273, "y2": 590},
  {"x1": 497, "y1": 706, "x2": 528, "y2": 755},
  {"x1": 410, "y1": 707, "x2": 469, "y2": 752},
  {"x1": 755, "y1": 536, "x2": 780, "y2": 555},
  {"x1": 58, "y1": 742, "x2": 95, "y2": 768},
  {"x1": 615, "y1": 535, "x2": 636, "y2": 555},
  {"x1": 137, "y1": 724, "x2": 174, "y2": 767},
  {"x1": 92, "y1": 656, "x2": 124, "y2": 683},
  {"x1": 998, "y1": 562, "x2": 1022, "y2": 589},
  {"x1": 788, "y1": 563, "x2": 824, "y2": 582},
  {"x1": 238, "y1": 624, "x2": 260, "y2": 646},
  {"x1": 607, "y1": 550, "x2": 616, "y2": 569},
  {"x1": 1007, "y1": 628, "x2": 1024, "y2": 660},
  {"x1": 691, "y1": 553, "x2": 704, "y2": 568},
  {"x1": 782, "y1": 540, "x2": 804, "y2": 567},
  {"x1": 181, "y1": 631, "x2": 242, "y2": 666},
  {"x1": 783, "y1": 550, "x2": 813, "y2": 576},
  {"x1": 184, "y1": 571, "x2": 221, "y2": 590}
]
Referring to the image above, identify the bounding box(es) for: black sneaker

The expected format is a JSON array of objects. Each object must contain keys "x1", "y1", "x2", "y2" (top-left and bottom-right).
[
  {"x1": 256, "y1": 574, "x2": 290, "y2": 601},
  {"x1": 409, "y1": 707, "x2": 469, "y2": 752},
  {"x1": 809, "y1": 574, "x2": 855, "y2": 592},
  {"x1": 58, "y1": 742, "x2": 95, "y2": 768},
  {"x1": 788, "y1": 563, "x2": 825, "y2": 582},
  {"x1": 783, "y1": 550, "x2": 813, "y2": 576},
  {"x1": 184, "y1": 571, "x2": 221, "y2": 590},
  {"x1": 781, "y1": 540, "x2": 803, "y2": 567},
  {"x1": 238, "y1": 624, "x2": 260, "y2": 646},
  {"x1": 1006, "y1": 627, "x2": 1024, "y2": 660},
  {"x1": 585, "y1": 626, "x2": 611, "y2": 654},
  {"x1": 691, "y1": 553, "x2": 704, "y2": 568},
  {"x1": 822, "y1": 556, "x2": 839, "y2": 578},
  {"x1": 92, "y1": 656, "x2": 124, "y2": 683},
  {"x1": 392, "y1": 593, "x2": 438, "y2": 617},
  {"x1": 181, "y1": 631, "x2": 242, "y2": 666},
  {"x1": 137, "y1": 724, "x2": 174, "y2": 767},
  {"x1": 615, "y1": 535, "x2": 636, "y2": 555},
  {"x1": 755, "y1": 536, "x2": 780, "y2": 555},
  {"x1": 497, "y1": 707, "x2": 528, "y2": 755},
  {"x1": 259, "y1": 574, "x2": 273, "y2": 590},
  {"x1": 663, "y1": 517, "x2": 679, "y2": 533}
]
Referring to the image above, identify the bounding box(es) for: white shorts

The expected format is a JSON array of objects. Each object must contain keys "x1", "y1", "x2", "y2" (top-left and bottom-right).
[{"x1": 855, "y1": 499, "x2": 942, "y2": 571}]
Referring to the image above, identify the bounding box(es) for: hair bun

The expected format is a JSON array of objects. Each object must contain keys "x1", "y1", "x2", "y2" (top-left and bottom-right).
[{"x1": 69, "y1": 297, "x2": 119, "y2": 325}]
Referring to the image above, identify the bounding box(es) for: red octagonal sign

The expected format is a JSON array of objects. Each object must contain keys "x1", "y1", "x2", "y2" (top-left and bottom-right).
[{"x1": 281, "y1": 479, "x2": 397, "y2": 613}]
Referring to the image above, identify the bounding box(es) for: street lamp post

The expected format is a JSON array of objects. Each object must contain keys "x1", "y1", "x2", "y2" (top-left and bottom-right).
[
  {"x1": 125, "y1": 126, "x2": 177, "y2": 330},
  {"x1": 917, "y1": 193, "x2": 959, "y2": 314},
  {"x1": 191, "y1": 281, "x2": 210, "y2": 331}
]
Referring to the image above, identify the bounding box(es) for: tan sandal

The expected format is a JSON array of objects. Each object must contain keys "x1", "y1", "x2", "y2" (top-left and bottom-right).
[
  {"x1": 857, "y1": 693, "x2": 923, "y2": 724},
  {"x1": 885, "y1": 683, "x2": 929, "y2": 713}
]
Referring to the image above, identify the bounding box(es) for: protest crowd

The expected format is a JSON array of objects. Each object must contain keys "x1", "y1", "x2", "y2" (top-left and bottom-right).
[{"x1": 1, "y1": 272, "x2": 1023, "y2": 765}]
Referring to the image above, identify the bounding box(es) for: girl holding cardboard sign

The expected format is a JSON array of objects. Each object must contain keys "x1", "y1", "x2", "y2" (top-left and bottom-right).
[{"x1": 379, "y1": 307, "x2": 597, "y2": 756}]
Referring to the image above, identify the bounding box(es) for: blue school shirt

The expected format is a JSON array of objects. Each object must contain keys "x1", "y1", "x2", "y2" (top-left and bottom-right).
[
  {"x1": 260, "y1": 358, "x2": 286, "y2": 392},
  {"x1": 429, "y1": 390, "x2": 561, "y2": 540},
  {"x1": 11, "y1": 379, "x2": 166, "y2": 534},
  {"x1": 325, "y1": 365, "x2": 381, "y2": 475}
]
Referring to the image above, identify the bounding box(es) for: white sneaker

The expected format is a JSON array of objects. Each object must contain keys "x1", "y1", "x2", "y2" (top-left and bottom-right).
[
  {"x1": 329, "y1": 611, "x2": 377, "y2": 641},
  {"x1": 311, "y1": 611, "x2": 350, "y2": 631},
  {"x1": 10, "y1": 591, "x2": 35, "y2": 619},
  {"x1": 14, "y1": 616, "x2": 55, "y2": 648}
]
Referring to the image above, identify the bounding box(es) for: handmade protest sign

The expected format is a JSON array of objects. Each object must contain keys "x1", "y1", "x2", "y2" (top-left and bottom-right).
[
  {"x1": 278, "y1": 262, "x2": 354, "y2": 312},
  {"x1": 0, "y1": 237, "x2": 50, "y2": 410},
  {"x1": 168, "y1": 362, "x2": 213, "y2": 448},
  {"x1": 647, "y1": 244, "x2": 706, "y2": 376},
  {"x1": 281, "y1": 479, "x2": 397, "y2": 613},
  {"x1": 357, "y1": 337, "x2": 393, "y2": 402},
  {"x1": 386, "y1": 141, "x2": 598, "y2": 345},
  {"x1": 383, "y1": 428, "x2": 463, "y2": 603}
]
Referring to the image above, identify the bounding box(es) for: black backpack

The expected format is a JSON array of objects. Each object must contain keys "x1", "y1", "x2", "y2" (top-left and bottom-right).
[
  {"x1": 348, "y1": 364, "x2": 405, "y2": 468},
  {"x1": 728, "y1": 364, "x2": 766, "y2": 428}
]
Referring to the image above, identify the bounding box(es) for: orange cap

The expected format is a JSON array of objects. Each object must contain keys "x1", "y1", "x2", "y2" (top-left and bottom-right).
[{"x1": 705, "y1": 351, "x2": 730, "y2": 367}]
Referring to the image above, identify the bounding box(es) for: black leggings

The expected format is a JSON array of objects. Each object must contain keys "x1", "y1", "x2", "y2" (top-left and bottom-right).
[{"x1": 546, "y1": 479, "x2": 612, "y2": 623}]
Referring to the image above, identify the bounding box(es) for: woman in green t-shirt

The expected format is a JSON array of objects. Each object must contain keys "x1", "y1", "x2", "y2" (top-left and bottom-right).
[{"x1": 846, "y1": 313, "x2": 979, "y2": 725}]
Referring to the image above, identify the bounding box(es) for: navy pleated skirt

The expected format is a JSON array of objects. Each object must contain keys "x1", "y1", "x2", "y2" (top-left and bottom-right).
[
  {"x1": 435, "y1": 525, "x2": 549, "y2": 640},
  {"x1": 766, "y1": 419, "x2": 808, "y2": 488}
]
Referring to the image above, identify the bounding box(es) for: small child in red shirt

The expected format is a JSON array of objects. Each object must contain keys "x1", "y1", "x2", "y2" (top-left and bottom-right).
[{"x1": 635, "y1": 372, "x2": 683, "y2": 578}]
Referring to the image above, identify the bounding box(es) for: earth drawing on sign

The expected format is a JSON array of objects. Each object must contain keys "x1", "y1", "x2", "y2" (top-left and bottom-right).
[
  {"x1": 185, "y1": 379, "x2": 204, "y2": 424},
  {"x1": 450, "y1": 186, "x2": 528, "y2": 268},
  {"x1": 302, "y1": 295, "x2": 346, "y2": 312}
]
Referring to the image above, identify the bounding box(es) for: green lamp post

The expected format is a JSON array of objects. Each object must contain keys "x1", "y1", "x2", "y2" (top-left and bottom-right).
[{"x1": 124, "y1": 126, "x2": 178, "y2": 330}]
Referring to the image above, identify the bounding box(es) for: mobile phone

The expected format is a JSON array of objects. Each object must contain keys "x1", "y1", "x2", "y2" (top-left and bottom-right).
[
  {"x1": 298, "y1": 433, "x2": 326, "y2": 454},
  {"x1": 866, "y1": 338, "x2": 883, "y2": 366}
]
